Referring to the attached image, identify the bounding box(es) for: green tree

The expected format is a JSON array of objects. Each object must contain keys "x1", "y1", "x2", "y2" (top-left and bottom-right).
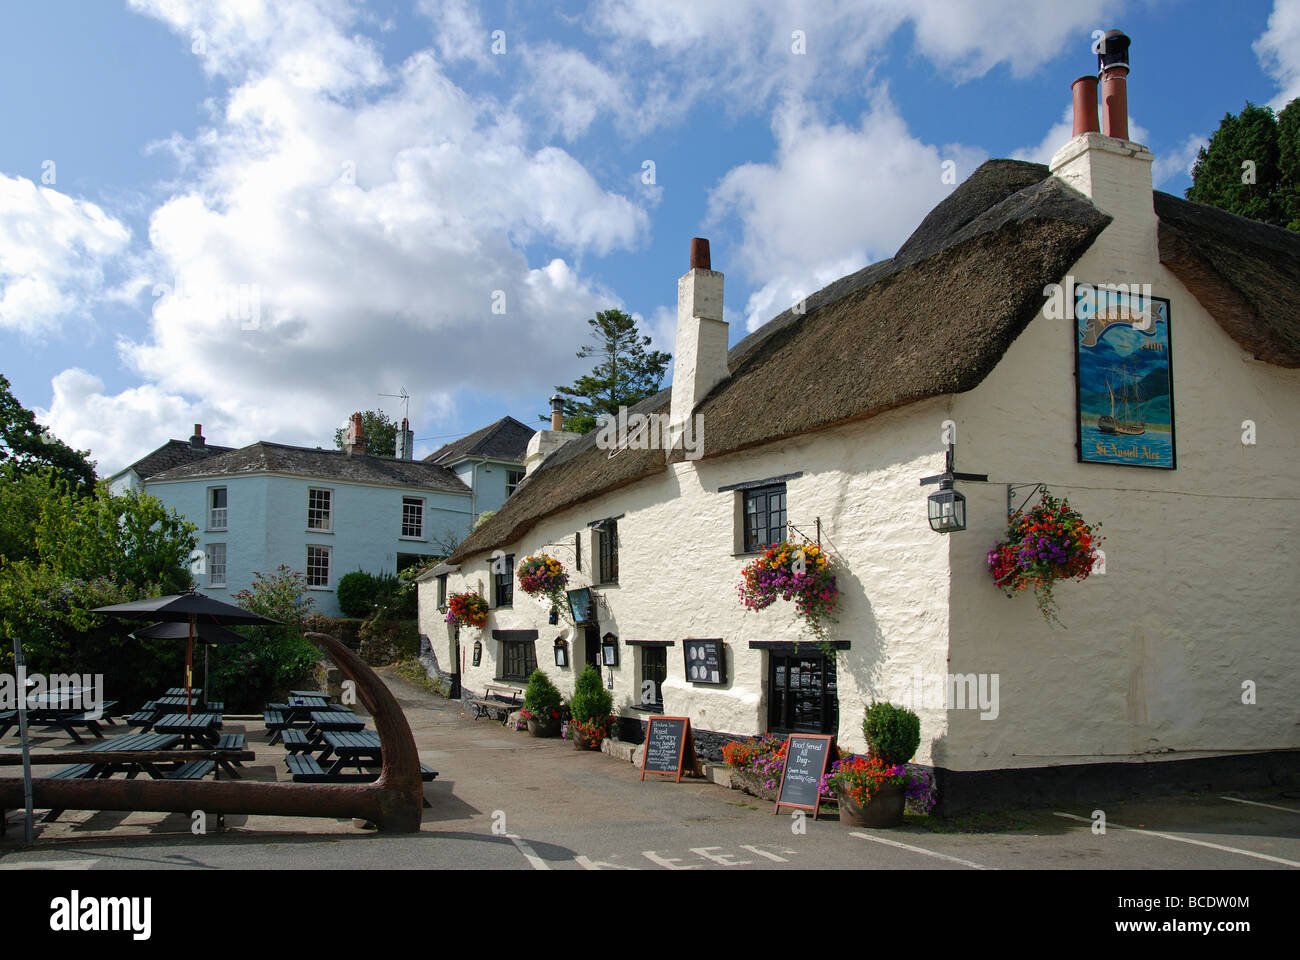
[
  {"x1": 547, "y1": 310, "x2": 671, "y2": 434},
  {"x1": 1187, "y1": 99, "x2": 1299, "y2": 232},
  {"x1": 333, "y1": 410, "x2": 398, "y2": 457},
  {"x1": 0, "y1": 373, "x2": 97, "y2": 492}
]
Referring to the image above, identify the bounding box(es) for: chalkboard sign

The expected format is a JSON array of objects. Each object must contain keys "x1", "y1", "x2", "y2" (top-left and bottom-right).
[
  {"x1": 774, "y1": 734, "x2": 836, "y2": 819},
  {"x1": 683, "y1": 638, "x2": 725, "y2": 684},
  {"x1": 639, "y1": 715, "x2": 696, "y2": 783}
]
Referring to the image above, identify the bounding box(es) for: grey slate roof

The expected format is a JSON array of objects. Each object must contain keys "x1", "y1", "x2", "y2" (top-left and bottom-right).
[
  {"x1": 125, "y1": 439, "x2": 236, "y2": 481},
  {"x1": 148, "y1": 441, "x2": 470, "y2": 492},
  {"x1": 424, "y1": 416, "x2": 535, "y2": 466}
]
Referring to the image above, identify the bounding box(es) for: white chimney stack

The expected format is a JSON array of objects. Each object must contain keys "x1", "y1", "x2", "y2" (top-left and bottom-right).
[{"x1": 669, "y1": 238, "x2": 726, "y2": 445}]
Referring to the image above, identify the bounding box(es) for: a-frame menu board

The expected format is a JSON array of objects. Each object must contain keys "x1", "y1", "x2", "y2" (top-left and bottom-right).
[
  {"x1": 640, "y1": 715, "x2": 696, "y2": 783},
  {"x1": 773, "y1": 734, "x2": 836, "y2": 819}
]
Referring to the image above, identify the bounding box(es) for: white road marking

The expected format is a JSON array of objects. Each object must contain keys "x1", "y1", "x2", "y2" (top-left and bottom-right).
[
  {"x1": 642, "y1": 850, "x2": 701, "y2": 869},
  {"x1": 575, "y1": 855, "x2": 636, "y2": 870},
  {"x1": 849, "y1": 832, "x2": 994, "y2": 870},
  {"x1": 1053, "y1": 812, "x2": 1300, "y2": 868},
  {"x1": 1219, "y1": 796, "x2": 1300, "y2": 815},
  {"x1": 738, "y1": 845, "x2": 789, "y2": 862},
  {"x1": 690, "y1": 846, "x2": 752, "y2": 866},
  {"x1": 505, "y1": 834, "x2": 549, "y2": 870},
  {"x1": 0, "y1": 859, "x2": 101, "y2": 871}
]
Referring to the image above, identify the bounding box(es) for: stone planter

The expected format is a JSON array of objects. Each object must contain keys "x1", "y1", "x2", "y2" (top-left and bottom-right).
[
  {"x1": 835, "y1": 783, "x2": 905, "y2": 827},
  {"x1": 728, "y1": 767, "x2": 779, "y2": 802},
  {"x1": 527, "y1": 718, "x2": 559, "y2": 738}
]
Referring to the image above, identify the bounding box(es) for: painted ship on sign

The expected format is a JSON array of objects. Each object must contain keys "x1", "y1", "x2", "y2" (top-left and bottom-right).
[{"x1": 1098, "y1": 365, "x2": 1145, "y2": 436}]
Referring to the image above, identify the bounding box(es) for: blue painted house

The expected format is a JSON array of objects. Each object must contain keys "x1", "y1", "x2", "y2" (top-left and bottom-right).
[{"x1": 422, "y1": 416, "x2": 535, "y2": 520}]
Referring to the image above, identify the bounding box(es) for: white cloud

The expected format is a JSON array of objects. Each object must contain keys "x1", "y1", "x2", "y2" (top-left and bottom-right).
[
  {"x1": 0, "y1": 175, "x2": 131, "y2": 337},
  {"x1": 25, "y1": 0, "x2": 652, "y2": 474},
  {"x1": 1255, "y1": 0, "x2": 1300, "y2": 108},
  {"x1": 706, "y1": 96, "x2": 987, "y2": 330},
  {"x1": 1152, "y1": 134, "x2": 1208, "y2": 188}
]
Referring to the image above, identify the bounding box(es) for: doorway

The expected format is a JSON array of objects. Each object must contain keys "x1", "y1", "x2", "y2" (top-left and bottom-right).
[{"x1": 584, "y1": 624, "x2": 601, "y2": 669}]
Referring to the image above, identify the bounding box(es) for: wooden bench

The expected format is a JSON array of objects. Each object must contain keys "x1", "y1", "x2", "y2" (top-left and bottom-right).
[
  {"x1": 467, "y1": 684, "x2": 524, "y2": 724},
  {"x1": 285, "y1": 753, "x2": 439, "y2": 784},
  {"x1": 279, "y1": 729, "x2": 318, "y2": 755},
  {"x1": 167, "y1": 760, "x2": 214, "y2": 780},
  {"x1": 263, "y1": 709, "x2": 287, "y2": 744}
]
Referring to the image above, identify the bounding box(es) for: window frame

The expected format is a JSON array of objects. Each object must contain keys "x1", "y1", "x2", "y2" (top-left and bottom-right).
[
  {"x1": 574, "y1": 532, "x2": 582, "y2": 572},
  {"x1": 305, "y1": 544, "x2": 332, "y2": 589},
  {"x1": 597, "y1": 521, "x2": 619, "y2": 584},
  {"x1": 436, "y1": 573, "x2": 448, "y2": 611},
  {"x1": 207, "y1": 542, "x2": 227, "y2": 588},
  {"x1": 498, "y1": 639, "x2": 537, "y2": 683},
  {"x1": 401, "y1": 496, "x2": 425, "y2": 539},
  {"x1": 207, "y1": 486, "x2": 228, "y2": 531},
  {"x1": 743, "y1": 483, "x2": 787, "y2": 553},
  {"x1": 307, "y1": 487, "x2": 333, "y2": 533},
  {"x1": 640, "y1": 646, "x2": 667, "y2": 712},
  {"x1": 493, "y1": 553, "x2": 515, "y2": 607},
  {"x1": 505, "y1": 468, "x2": 525, "y2": 498},
  {"x1": 767, "y1": 650, "x2": 839, "y2": 736}
]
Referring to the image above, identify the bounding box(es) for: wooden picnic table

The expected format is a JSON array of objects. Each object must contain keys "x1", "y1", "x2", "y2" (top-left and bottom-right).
[
  {"x1": 305, "y1": 710, "x2": 364, "y2": 744},
  {"x1": 317, "y1": 730, "x2": 382, "y2": 774},
  {"x1": 281, "y1": 695, "x2": 330, "y2": 725},
  {"x1": 165, "y1": 687, "x2": 203, "y2": 699},
  {"x1": 82, "y1": 732, "x2": 183, "y2": 779},
  {"x1": 152, "y1": 712, "x2": 223, "y2": 749},
  {"x1": 3, "y1": 704, "x2": 108, "y2": 744}
]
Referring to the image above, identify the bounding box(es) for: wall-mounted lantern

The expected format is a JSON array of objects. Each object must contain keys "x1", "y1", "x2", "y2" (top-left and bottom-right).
[
  {"x1": 472, "y1": 640, "x2": 482, "y2": 667},
  {"x1": 601, "y1": 633, "x2": 619, "y2": 666},
  {"x1": 553, "y1": 637, "x2": 569, "y2": 667},
  {"x1": 548, "y1": 607, "x2": 559, "y2": 625},
  {"x1": 919, "y1": 441, "x2": 987, "y2": 533}
]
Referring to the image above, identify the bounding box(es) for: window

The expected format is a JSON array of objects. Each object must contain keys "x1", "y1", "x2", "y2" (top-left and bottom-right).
[
  {"x1": 575, "y1": 532, "x2": 581, "y2": 571},
  {"x1": 308, "y1": 488, "x2": 332, "y2": 531},
  {"x1": 207, "y1": 543, "x2": 226, "y2": 587},
  {"x1": 768, "y1": 651, "x2": 838, "y2": 735},
  {"x1": 500, "y1": 639, "x2": 537, "y2": 682},
  {"x1": 306, "y1": 545, "x2": 331, "y2": 588},
  {"x1": 208, "y1": 487, "x2": 227, "y2": 530},
  {"x1": 744, "y1": 484, "x2": 787, "y2": 552},
  {"x1": 401, "y1": 497, "x2": 424, "y2": 538},
  {"x1": 597, "y1": 521, "x2": 618, "y2": 584},
  {"x1": 641, "y1": 646, "x2": 666, "y2": 710},
  {"x1": 506, "y1": 469, "x2": 525, "y2": 498},
  {"x1": 437, "y1": 574, "x2": 448, "y2": 610},
  {"x1": 494, "y1": 553, "x2": 514, "y2": 607}
]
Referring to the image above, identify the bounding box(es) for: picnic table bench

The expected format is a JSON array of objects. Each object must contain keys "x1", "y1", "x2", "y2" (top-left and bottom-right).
[
  {"x1": 284, "y1": 750, "x2": 438, "y2": 784},
  {"x1": 152, "y1": 712, "x2": 222, "y2": 749},
  {"x1": 467, "y1": 683, "x2": 524, "y2": 724},
  {"x1": 2, "y1": 707, "x2": 107, "y2": 744}
]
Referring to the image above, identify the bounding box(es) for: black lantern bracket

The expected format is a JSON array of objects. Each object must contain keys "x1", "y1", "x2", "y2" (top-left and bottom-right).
[
  {"x1": 1006, "y1": 483, "x2": 1047, "y2": 519},
  {"x1": 919, "y1": 442, "x2": 988, "y2": 533}
]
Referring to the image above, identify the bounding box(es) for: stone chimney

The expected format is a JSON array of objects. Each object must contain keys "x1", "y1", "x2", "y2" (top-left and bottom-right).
[
  {"x1": 669, "y1": 238, "x2": 726, "y2": 446},
  {"x1": 189, "y1": 424, "x2": 205, "y2": 449},
  {"x1": 525, "y1": 396, "x2": 579, "y2": 476},
  {"x1": 396, "y1": 417, "x2": 415, "y2": 460},
  {"x1": 1049, "y1": 29, "x2": 1156, "y2": 271},
  {"x1": 343, "y1": 412, "x2": 367, "y2": 456}
]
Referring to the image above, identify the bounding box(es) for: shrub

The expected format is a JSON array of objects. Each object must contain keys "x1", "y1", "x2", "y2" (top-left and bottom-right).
[
  {"x1": 863, "y1": 701, "x2": 921, "y2": 766},
  {"x1": 522, "y1": 668, "x2": 563, "y2": 723},
  {"x1": 336, "y1": 571, "x2": 379, "y2": 618},
  {"x1": 569, "y1": 663, "x2": 613, "y2": 723},
  {"x1": 721, "y1": 733, "x2": 788, "y2": 790}
]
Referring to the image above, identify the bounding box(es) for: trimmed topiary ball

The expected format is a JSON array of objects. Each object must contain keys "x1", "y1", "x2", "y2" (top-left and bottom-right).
[{"x1": 863, "y1": 701, "x2": 921, "y2": 766}]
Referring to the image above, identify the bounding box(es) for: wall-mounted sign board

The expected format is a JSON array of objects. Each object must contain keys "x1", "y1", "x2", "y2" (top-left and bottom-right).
[
  {"x1": 683, "y1": 639, "x2": 725, "y2": 685},
  {"x1": 567, "y1": 588, "x2": 594, "y2": 625},
  {"x1": 774, "y1": 733, "x2": 836, "y2": 819},
  {"x1": 640, "y1": 715, "x2": 696, "y2": 783}
]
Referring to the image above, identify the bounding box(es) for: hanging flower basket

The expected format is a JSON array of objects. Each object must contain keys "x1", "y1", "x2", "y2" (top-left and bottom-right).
[
  {"x1": 444, "y1": 591, "x2": 488, "y2": 629},
  {"x1": 517, "y1": 554, "x2": 570, "y2": 624},
  {"x1": 737, "y1": 540, "x2": 839, "y2": 653},
  {"x1": 986, "y1": 489, "x2": 1103, "y2": 628}
]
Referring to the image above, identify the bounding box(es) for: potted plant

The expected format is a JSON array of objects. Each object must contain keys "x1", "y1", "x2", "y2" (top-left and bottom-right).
[
  {"x1": 987, "y1": 488, "x2": 1103, "y2": 627},
  {"x1": 522, "y1": 668, "x2": 564, "y2": 737},
  {"x1": 568, "y1": 663, "x2": 614, "y2": 750},
  {"x1": 736, "y1": 539, "x2": 839, "y2": 653},
  {"x1": 821, "y1": 755, "x2": 908, "y2": 827},
  {"x1": 517, "y1": 554, "x2": 571, "y2": 624},
  {"x1": 444, "y1": 591, "x2": 488, "y2": 630},
  {"x1": 721, "y1": 733, "x2": 789, "y2": 800}
]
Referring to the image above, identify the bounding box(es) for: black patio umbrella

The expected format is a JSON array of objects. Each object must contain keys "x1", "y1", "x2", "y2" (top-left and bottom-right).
[
  {"x1": 93, "y1": 589, "x2": 279, "y2": 716},
  {"x1": 130, "y1": 621, "x2": 249, "y2": 707}
]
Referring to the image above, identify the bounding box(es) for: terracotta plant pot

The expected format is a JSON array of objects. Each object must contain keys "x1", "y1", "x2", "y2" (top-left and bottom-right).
[
  {"x1": 836, "y1": 782, "x2": 905, "y2": 827},
  {"x1": 527, "y1": 718, "x2": 558, "y2": 738}
]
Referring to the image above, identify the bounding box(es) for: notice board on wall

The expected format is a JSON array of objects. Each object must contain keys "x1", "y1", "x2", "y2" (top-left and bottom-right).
[{"x1": 683, "y1": 639, "x2": 725, "y2": 685}]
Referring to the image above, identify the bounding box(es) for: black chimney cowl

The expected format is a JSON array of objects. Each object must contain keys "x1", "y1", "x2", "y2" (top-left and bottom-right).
[{"x1": 1098, "y1": 29, "x2": 1130, "y2": 73}]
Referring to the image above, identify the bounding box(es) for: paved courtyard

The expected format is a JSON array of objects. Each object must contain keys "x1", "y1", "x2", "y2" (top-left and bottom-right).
[{"x1": 2, "y1": 669, "x2": 1298, "y2": 871}]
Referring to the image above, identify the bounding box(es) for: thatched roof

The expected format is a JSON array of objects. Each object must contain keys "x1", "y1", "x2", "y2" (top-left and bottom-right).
[
  {"x1": 450, "y1": 157, "x2": 1300, "y2": 563},
  {"x1": 1154, "y1": 190, "x2": 1300, "y2": 367},
  {"x1": 149, "y1": 441, "x2": 469, "y2": 492}
]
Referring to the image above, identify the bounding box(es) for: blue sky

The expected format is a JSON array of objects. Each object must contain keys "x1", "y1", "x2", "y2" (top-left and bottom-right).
[{"x1": 1, "y1": 0, "x2": 1297, "y2": 473}]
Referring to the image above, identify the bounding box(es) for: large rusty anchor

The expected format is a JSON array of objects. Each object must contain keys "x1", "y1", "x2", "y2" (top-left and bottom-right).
[{"x1": 0, "y1": 633, "x2": 424, "y2": 833}]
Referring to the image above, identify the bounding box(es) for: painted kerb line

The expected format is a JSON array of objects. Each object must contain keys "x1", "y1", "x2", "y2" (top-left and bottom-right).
[
  {"x1": 1219, "y1": 796, "x2": 1300, "y2": 816},
  {"x1": 1053, "y1": 812, "x2": 1300, "y2": 867},
  {"x1": 849, "y1": 832, "x2": 995, "y2": 870},
  {"x1": 506, "y1": 834, "x2": 549, "y2": 870}
]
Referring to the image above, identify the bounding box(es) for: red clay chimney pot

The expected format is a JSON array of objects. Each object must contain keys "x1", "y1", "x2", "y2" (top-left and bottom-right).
[
  {"x1": 1071, "y1": 76, "x2": 1099, "y2": 136},
  {"x1": 690, "y1": 238, "x2": 711, "y2": 271}
]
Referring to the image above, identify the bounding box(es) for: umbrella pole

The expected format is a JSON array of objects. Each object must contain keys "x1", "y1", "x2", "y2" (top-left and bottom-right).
[{"x1": 187, "y1": 614, "x2": 195, "y2": 718}]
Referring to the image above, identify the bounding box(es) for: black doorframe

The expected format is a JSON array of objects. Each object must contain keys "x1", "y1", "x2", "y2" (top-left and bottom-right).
[
  {"x1": 450, "y1": 624, "x2": 462, "y2": 699},
  {"x1": 584, "y1": 623, "x2": 601, "y2": 669},
  {"x1": 766, "y1": 649, "x2": 839, "y2": 736}
]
